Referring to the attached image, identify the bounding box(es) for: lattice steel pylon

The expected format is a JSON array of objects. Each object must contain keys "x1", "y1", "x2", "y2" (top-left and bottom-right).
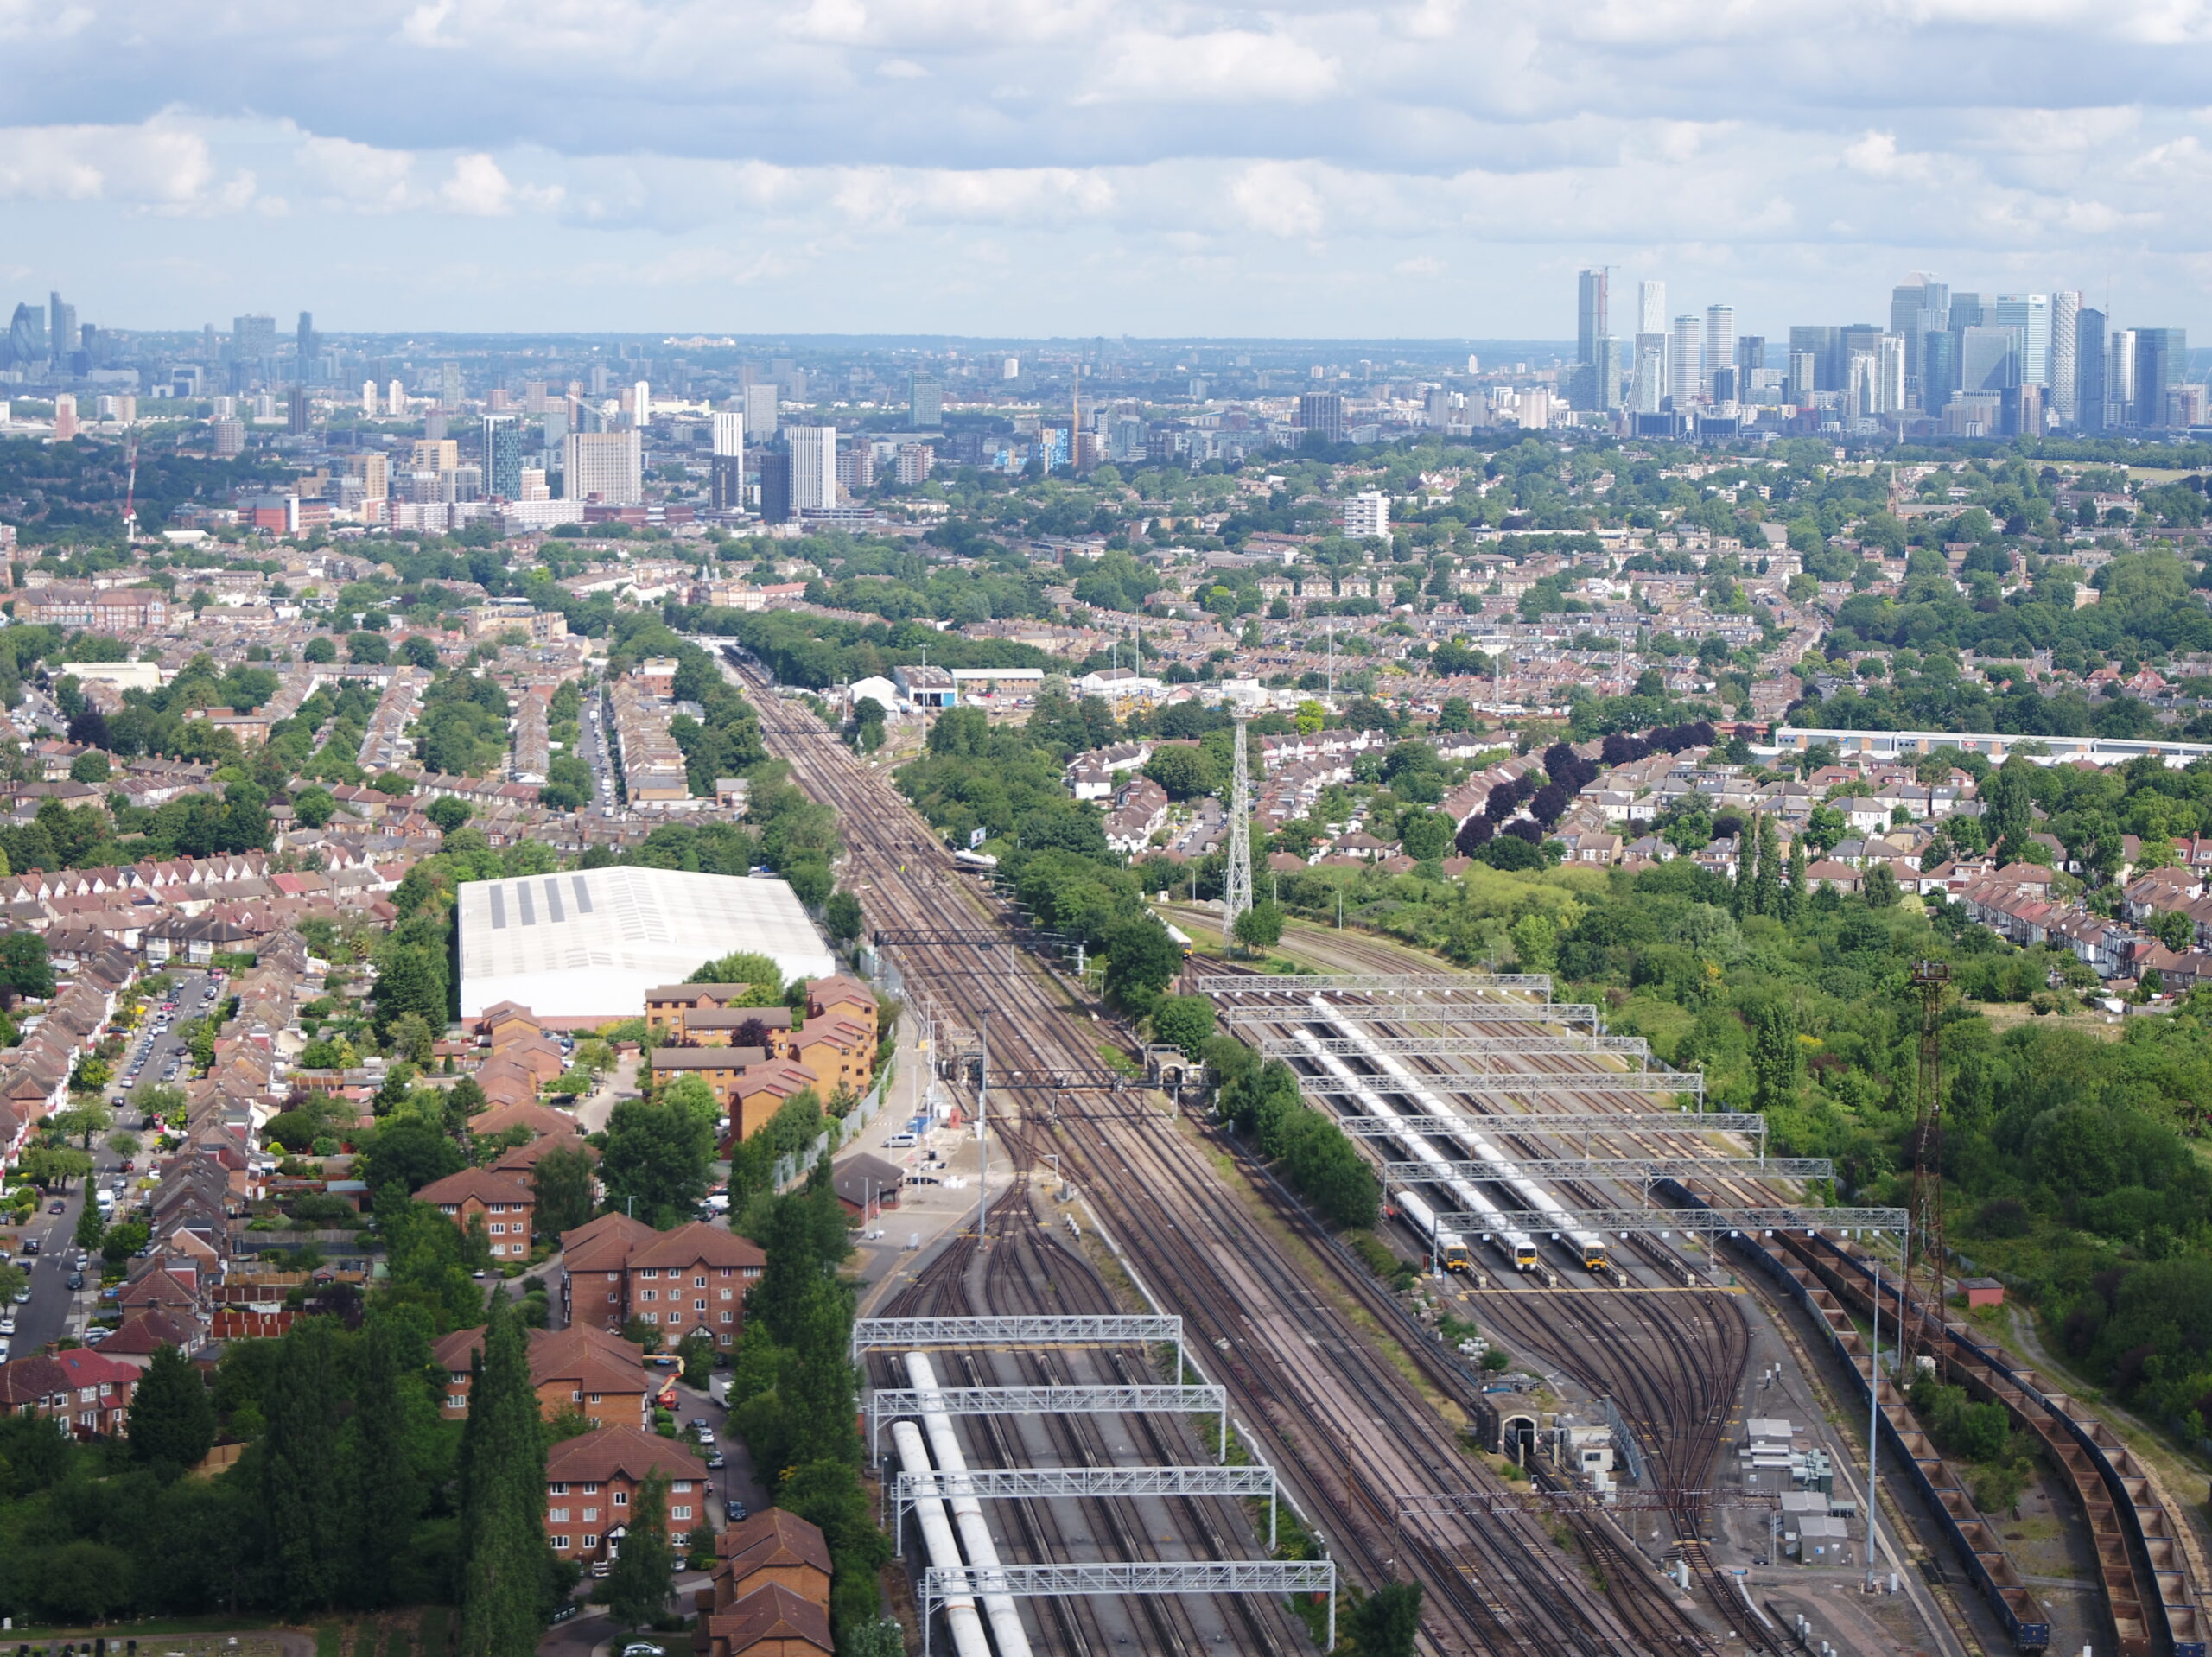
[
  {"x1": 1221, "y1": 717, "x2": 1253, "y2": 947},
  {"x1": 1905, "y1": 960, "x2": 1951, "y2": 1362}
]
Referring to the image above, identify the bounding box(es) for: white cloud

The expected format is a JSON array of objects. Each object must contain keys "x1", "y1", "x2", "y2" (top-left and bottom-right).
[
  {"x1": 1085, "y1": 29, "x2": 1339, "y2": 103},
  {"x1": 1230, "y1": 162, "x2": 1325, "y2": 237},
  {"x1": 0, "y1": 117, "x2": 245, "y2": 213}
]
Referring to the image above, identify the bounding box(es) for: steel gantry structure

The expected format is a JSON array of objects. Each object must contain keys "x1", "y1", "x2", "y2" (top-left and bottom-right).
[
  {"x1": 920, "y1": 1563, "x2": 1339, "y2": 1656},
  {"x1": 1381, "y1": 1155, "x2": 1833, "y2": 1184},
  {"x1": 1226, "y1": 1001, "x2": 1605, "y2": 1031},
  {"x1": 1261, "y1": 1032, "x2": 1651, "y2": 1059},
  {"x1": 1294, "y1": 1069, "x2": 1705, "y2": 1099},
  {"x1": 893, "y1": 1465, "x2": 1283, "y2": 1551},
  {"x1": 853, "y1": 1314, "x2": 1184, "y2": 1360},
  {"x1": 867, "y1": 1383, "x2": 1230, "y2": 1457},
  {"x1": 1431, "y1": 1204, "x2": 1908, "y2": 1240},
  {"x1": 1338, "y1": 1111, "x2": 1766, "y2": 1149},
  {"x1": 1199, "y1": 971, "x2": 1554, "y2": 996}
]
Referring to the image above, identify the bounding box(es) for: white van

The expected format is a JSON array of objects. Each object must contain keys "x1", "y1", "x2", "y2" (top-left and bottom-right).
[{"x1": 886, "y1": 1132, "x2": 918, "y2": 1149}]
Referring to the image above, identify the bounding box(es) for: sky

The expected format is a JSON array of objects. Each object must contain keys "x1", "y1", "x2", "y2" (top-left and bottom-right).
[{"x1": 5, "y1": 0, "x2": 2212, "y2": 340}]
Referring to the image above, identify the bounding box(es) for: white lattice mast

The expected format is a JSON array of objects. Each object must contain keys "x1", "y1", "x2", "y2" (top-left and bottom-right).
[{"x1": 1222, "y1": 717, "x2": 1253, "y2": 947}]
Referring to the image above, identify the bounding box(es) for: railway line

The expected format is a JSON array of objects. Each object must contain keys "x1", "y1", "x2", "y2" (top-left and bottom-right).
[{"x1": 721, "y1": 651, "x2": 1719, "y2": 1657}]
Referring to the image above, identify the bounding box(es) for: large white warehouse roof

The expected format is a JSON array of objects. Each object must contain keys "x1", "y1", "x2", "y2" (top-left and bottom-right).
[{"x1": 457, "y1": 865, "x2": 836, "y2": 1020}]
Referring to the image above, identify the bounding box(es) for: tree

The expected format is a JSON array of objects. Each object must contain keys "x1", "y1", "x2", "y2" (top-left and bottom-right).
[
  {"x1": 372, "y1": 943, "x2": 448, "y2": 1038},
  {"x1": 604, "y1": 1469, "x2": 671, "y2": 1630},
  {"x1": 303, "y1": 635, "x2": 338, "y2": 664},
  {"x1": 1750, "y1": 813, "x2": 1781, "y2": 917},
  {"x1": 293, "y1": 785, "x2": 337, "y2": 828},
  {"x1": 685, "y1": 949, "x2": 785, "y2": 1004},
  {"x1": 823, "y1": 888, "x2": 864, "y2": 946},
  {"x1": 1150, "y1": 994, "x2": 1216, "y2": 1059},
  {"x1": 1985, "y1": 760, "x2": 2035, "y2": 865},
  {"x1": 1232, "y1": 900, "x2": 1284, "y2": 955},
  {"x1": 1345, "y1": 1580, "x2": 1422, "y2": 1657},
  {"x1": 1863, "y1": 862, "x2": 1900, "y2": 908},
  {"x1": 69, "y1": 749, "x2": 110, "y2": 784},
  {"x1": 782, "y1": 1273, "x2": 861, "y2": 1468},
  {"x1": 1400, "y1": 809, "x2": 1452, "y2": 861},
  {"x1": 457, "y1": 1299, "x2": 550, "y2": 1657},
  {"x1": 1780, "y1": 840, "x2": 1807, "y2": 922},
  {"x1": 427, "y1": 797, "x2": 473, "y2": 835},
  {"x1": 348, "y1": 1311, "x2": 430, "y2": 1607},
  {"x1": 600, "y1": 1095, "x2": 716, "y2": 1226},
  {"x1": 359, "y1": 1114, "x2": 466, "y2": 1196},
  {"x1": 73, "y1": 1199, "x2": 105, "y2": 1251},
  {"x1": 260, "y1": 1319, "x2": 344, "y2": 1615},
  {"x1": 0, "y1": 930, "x2": 54, "y2": 1006},
  {"x1": 1751, "y1": 1001, "x2": 1801, "y2": 1114},
  {"x1": 531, "y1": 1142, "x2": 597, "y2": 1239},
  {"x1": 128, "y1": 1343, "x2": 216, "y2": 1474},
  {"x1": 1104, "y1": 918, "x2": 1182, "y2": 1010},
  {"x1": 1801, "y1": 805, "x2": 1846, "y2": 857}
]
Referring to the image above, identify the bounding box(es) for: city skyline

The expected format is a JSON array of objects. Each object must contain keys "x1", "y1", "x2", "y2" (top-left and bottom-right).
[{"x1": 6, "y1": 3, "x2": 2212, "y2": 333}]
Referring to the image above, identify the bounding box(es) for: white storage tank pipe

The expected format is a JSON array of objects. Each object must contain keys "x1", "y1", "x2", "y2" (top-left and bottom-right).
[
  {"x1": 890, "y1": 1419, "x2": 993, "y2": 1657},
  {"x1": 907, "y1": 1351, "x2": 1037, "y2": 1657}
]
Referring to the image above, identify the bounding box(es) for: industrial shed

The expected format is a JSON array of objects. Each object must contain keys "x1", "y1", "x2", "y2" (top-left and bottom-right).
[{"x1": 457, "y1": 866, "x2": 836, "y2": 1020}]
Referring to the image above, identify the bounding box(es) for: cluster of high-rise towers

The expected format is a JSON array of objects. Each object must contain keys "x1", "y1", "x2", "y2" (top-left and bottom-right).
[{"x1": 1573, "y1": 270, "x2": 2188, "y2": 438}]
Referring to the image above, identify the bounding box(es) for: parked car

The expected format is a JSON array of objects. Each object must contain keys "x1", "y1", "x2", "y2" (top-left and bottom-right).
[
  {"x1": 65, "y1": 1272, "x2": 86, "y2": 1291},
  {"x1": 704, "y1": 1451, "x2": 725, "y2": 1470},
  {"x1": 48, "y1": 1202, "x2": 63, "y2": 1215},
  {"x1": 549, "y1": 1603, "x2": 581, "y2": 1626},
  {"x1": 724, "y1": 1498, "x2": 747, "y2": 1522}
]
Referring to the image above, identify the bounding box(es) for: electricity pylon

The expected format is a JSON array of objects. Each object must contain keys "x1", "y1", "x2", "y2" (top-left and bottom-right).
[{"x1": 1222, "y1": 718, "x2": 1253, "y2": 948}]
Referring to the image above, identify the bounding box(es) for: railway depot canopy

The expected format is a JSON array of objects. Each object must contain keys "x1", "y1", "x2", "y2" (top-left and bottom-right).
[{"x1": 457, "y1": 866, "x2": 836, "y2": 1019}]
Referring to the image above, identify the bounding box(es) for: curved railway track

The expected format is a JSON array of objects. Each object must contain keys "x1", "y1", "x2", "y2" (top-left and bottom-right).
[{"x1": 726, "y1": 657, "x2": 1712, "y2": 1656}]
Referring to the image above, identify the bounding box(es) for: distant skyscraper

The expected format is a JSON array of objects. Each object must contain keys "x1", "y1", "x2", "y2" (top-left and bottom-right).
[
  {"x1": 51, "y1": 393, "x2": 77, "y2": 441},
  {"x1": 2075, "y1": 308, "x2": 2107, "y2": 434},
  {"x1": 1921, "y1": 330, "x2": 1959, "y2": 409},
  {"x1": 286, "y1": 384, "x2": 309, "y2": 435},
  {"x1": 1577, "y1": 269, "x2": 1609, "y2": 365},
  {"x1": 1735, "y1": 336, "x2": 1765, "y2": 382},
  {"x1": 710, "y1": 411, "x2": 744, "y2": 458},
  {"x1": 2113, "y1": 328, "x2": 2139, "y2": 422},
  {"x1": 1787, "y1": 350, "x2": 1817, "y2": 405},
  {"x1": 1704, "y1": 307, "x2": 1734, "y2": 397},
  {"x1": 1875, "y1": 334, "x2": 1906, "y2": 414},
  {"x1": 631, "y1": 379, "x2": 650, "y2": 427},
  {"x1": 562, "y1": 429, "x2": 643, "y2": 505},
  {"x1": 386, "y1": 378, "x2": 405, "y2": 417},
  {"x1": 1297, "y1": 392, "x2": 1346, "y2": 441},
  {"x1": 1669, "y1": 314, "x2": 1701, "y2": 408},
  {"x1": 295, "y1": 311, "x2": 315, "y2": 384},
  {"x1": 48, "y1": 291, "x2": 76, "y2": 362},
  {"x1": 1996, "y1": 294, "x2": 2051, "y2": 386},
  {"x1": 1591, "y1": 337, "x2": 1624, "y2": 411},
  {"x1": 439, "y1": 361, "x2": 463, "y2": 406},
  {"x1": 483, "y1": 415, "x2": 524, "y2": 499},
  {"x1": 362, "y1": 380, "x2": 378, "y2": 417},
  {"x1": 6, "y1": 302, "x2": 43, "y2": 367},
  {"x1": 1632, "y1": 335, "x2": 1668, "y2": 413},
  {"x1": 2050, "y1": 292, "x2": 2080, "y2": 422},
  {"x1": 232, "y1": 313, "x2": 276, "y2": 365},
  {"x1": 742, "y1": 382, "x2": 779, "y2": 441},
  {"x1": 710, "y1": 452, "x2": 746, "y2": 512},
  {"x1": 908, "y1": 374, "x2": 944, "y2": 429},
  {"x1": 1891, "y1": 274, "x2": 1947, "y2": 394},
  {"x1": 757, "y1": 449, "x2": 793, "y2": 524},
  {"x1": 2136, "y1": 328, "x2": 2184, "y2": 427},
  {"x1": 1961, "y1": 327, "x2": 2019, "y2": 393},
  {"x1": 789, "y1": 427, "x2": 837, "y2": 511},
  {"x1": 1637, "y1": 280, "x2": 1667, "y2": 338},
  {"x1": 1789, "y1": 325, "x2": 1842, "y2": 392}
]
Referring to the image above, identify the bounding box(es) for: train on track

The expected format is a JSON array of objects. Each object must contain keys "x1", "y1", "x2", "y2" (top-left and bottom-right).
[
  {"x1": 1163, "y1": 920, "x2": 1195, "y2": 960},
  {"x1": 951, "y1": 848, "x2": 999, "y2": 872},
  {"x1": 1291, "y1": 1004, "x2": 1611, "y2": 1273},
  {"x1": 1290, "y1": 1027, "x2": 1540, "y2": 1272}
]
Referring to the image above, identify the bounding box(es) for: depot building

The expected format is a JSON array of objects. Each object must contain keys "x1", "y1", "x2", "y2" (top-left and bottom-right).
[{"x1": 456, "y1": 865, "x2": 836, "y2": 1023}]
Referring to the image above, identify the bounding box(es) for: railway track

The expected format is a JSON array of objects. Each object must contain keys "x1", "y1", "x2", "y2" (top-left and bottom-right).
[{"x1": 721, "y1": 651, "x2": 1708, "y2": 1656}]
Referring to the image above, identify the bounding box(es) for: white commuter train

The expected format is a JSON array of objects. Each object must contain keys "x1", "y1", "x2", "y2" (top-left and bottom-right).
[{"x1": 1299, "y1": 999, "x2": 1611, "y2": 1273}]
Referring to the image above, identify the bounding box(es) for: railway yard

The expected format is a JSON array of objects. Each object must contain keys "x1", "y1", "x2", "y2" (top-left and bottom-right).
[{"x1": 717, "y1": 647, "x2": 2208, "y2": 1657}]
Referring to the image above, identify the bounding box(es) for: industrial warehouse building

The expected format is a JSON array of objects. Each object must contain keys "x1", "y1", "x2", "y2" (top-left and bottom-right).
[{"x1": 456, "y1": 866, "x2": 836, "y2": 1021}]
